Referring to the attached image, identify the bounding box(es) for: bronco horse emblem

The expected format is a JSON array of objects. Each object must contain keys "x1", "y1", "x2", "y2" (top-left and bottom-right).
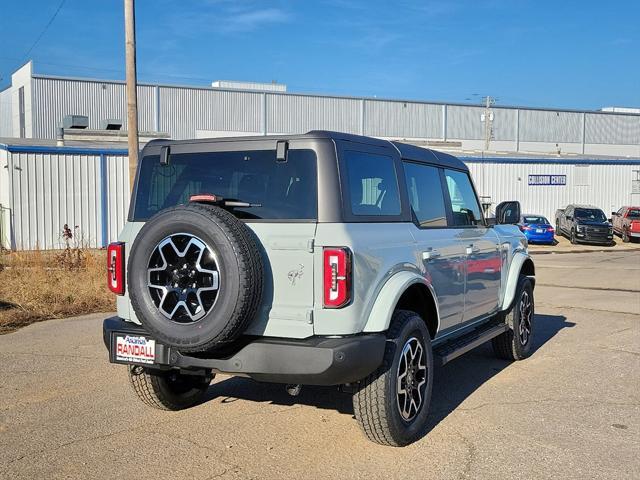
[{"x1": 287, "y1": 264, "x2": 304, "y2": 285}]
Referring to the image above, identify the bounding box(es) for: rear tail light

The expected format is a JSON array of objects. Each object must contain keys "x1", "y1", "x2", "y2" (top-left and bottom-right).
[
  {"x1": 520, "y1": 225, "x2": 532, "y2": 231},
  {"x1": 323, "y1": 247, "x2": 352, "y2": 308},
  {"x1": 547, "y1": 227, "x2": 555, "y2": 233},
  {"x1": 107, "y1": 242, "x2": 125, "y2": 295}
]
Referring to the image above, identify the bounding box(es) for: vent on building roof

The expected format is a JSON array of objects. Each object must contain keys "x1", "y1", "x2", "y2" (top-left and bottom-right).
[
  {"x1": 100, "y1": 119, "x2": 123, "y2": 130},
  {"x1": 211, "y1": 80, "x2": 286, "y2": 92},
  {"x1": 62, "y1": 115, "x2": 89, "y2": 129}
]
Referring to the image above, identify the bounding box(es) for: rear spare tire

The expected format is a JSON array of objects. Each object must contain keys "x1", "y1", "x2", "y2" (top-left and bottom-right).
[{"x1": 127, "y1": 203, "x2": 263, "y2": 352}]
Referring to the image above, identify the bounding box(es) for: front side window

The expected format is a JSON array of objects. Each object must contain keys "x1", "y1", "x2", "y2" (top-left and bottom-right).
[
  {"x1": 133, "y1": 149, "x2": 317, "y2": 221},
  {"x1": 343, "y1": 150, "x2": 401, "y2": 216},
  {"x1": 444, "y1": 169, "x2": 483, "y2": 226},
  {"x1": 403, "y1": 162, "x2": 447, "y2": 227}
]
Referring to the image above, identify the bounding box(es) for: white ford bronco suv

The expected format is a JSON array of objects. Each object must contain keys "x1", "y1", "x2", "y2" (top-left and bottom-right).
[{"x1": 104, "y1": 131, "x2": 535, "y2": 446}]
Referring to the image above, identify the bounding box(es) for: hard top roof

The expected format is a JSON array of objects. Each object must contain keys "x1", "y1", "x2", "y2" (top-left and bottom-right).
[{"x1": 146, "y1": 130, "x2": 467, "y2": 171}]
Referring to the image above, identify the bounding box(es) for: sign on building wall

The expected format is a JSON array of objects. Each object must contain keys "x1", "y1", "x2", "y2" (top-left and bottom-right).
[{"x1": 528, "y1": 174, "x2": 567, "y2": 186}]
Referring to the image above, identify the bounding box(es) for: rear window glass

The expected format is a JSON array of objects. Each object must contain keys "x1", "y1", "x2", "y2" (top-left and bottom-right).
[
  {"x1": 523, "y1": 216, "x2": 549, "y2": 224},
  {"x1": 132, "y1": 149, "x2": 317, "y2": 221},
  {"x1": 627, "y1": 209, "x2": 640, "y2": 218}
]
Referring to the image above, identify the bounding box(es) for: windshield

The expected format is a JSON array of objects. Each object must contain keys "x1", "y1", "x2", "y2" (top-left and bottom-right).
[
  {"x1": 132, "y1": 149, "x2": 318, "y2": 221},
  {"x1": 574, "y1": 208, "x2": 607, "y2": 222},
  {"x1": 627, "y1": 209, "x2": 640, "y2": 219},
  {"x1": 523, "y1": 216, "x2": 549, "y2": 224}
]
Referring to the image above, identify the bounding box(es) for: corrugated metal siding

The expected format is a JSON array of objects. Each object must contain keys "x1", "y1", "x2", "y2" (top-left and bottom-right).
[
  {"x1": 159, "y1": 87, "x2": 262, "y2": 139},
  {"x1": 491, "y1": 108, "x2": 517, "y2": 141},
  {"x1": 446, "y1": 105, "x2": 484, "y2": 140},
  {"x1": 0, "y1": 88, "x2": 13, "y2": 137},
  {"x1": 466, "y1": 160, "x2": 638, "y2": 223},
  {"x1": 18, "y1": 76, "x2": 640, "y2": 154},
  {"x1": 105, "y1": 154, "x2": 130, "y2": 244},
  {"x1": 585, "y1": 113, "x2": 640, "y2": 145},
  {"x1": 364, "y1": 100, "x2": 441, "y2": 138},
  {"x1": 6, "y1": 150, "x2": 129, "y2": 250},
  {"x1": 519, "y1": 109, "x2": 582, "y2": 143},
  {"x1": 266, "y1": 94, "x2": 360, "y2": 134},
  {"x1": 31, "y1": 77, "x2": 155, "y2": 138}
]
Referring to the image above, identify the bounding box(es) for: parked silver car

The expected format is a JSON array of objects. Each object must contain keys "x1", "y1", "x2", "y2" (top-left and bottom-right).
[{"x1": 103, "y1": 131, "x2": 535, "y2": 446}]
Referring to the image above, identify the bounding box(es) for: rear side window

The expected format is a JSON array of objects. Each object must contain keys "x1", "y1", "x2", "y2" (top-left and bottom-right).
[
  {"x1": 443, "y1": 169, "x2": 483, "y2": 226},
  {"x1": 344, "y1": 150, "x2": 401, "y2": 216},
  {"x1": 402, "y1": 162, "x2": 447, "y2": 227},
  {"x1": 133, "y1": 149, "x2": 317, "y2": 221}
]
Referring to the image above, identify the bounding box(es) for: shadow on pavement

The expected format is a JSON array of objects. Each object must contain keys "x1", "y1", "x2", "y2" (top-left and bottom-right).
[{"x1": 201, "y1": 314, "x2": 574, "y2": 429}]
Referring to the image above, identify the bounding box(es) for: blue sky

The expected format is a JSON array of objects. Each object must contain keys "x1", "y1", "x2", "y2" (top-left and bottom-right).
[{"x1": 0, "y1": 0, "x2": 638, "y2": 110}]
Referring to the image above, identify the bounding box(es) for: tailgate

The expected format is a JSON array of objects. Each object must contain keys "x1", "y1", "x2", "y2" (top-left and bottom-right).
[{"x1": 244, "y1": 223, "x2": 317, "y2": 338}]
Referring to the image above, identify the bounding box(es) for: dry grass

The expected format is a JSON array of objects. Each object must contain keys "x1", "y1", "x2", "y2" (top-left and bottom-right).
[{"x1": 0, "y1": 246, "x2": 115, "y2": 334}]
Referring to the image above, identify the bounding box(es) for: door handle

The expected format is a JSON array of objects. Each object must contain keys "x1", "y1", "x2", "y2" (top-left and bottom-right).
[
  {"x1": 466, "y1": 245, "x2": 481, "y2": 255},
  {"x1": 422, "y1": 249, "x2": 441, "y2": 261}
]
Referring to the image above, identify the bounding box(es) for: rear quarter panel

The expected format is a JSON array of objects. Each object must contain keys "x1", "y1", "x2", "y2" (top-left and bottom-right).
[{"x1": 312, "y1": 222, "x2": 419, "y2": 335}]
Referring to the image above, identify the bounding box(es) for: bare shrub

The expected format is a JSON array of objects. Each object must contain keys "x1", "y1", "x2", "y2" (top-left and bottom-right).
[{"x1": 0, "y1": 226, "x2": 115, "y2": 334}]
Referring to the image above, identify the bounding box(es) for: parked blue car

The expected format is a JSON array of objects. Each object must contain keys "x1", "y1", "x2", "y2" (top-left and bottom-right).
[{"x1": 519, "y1": 214, "x2": 555, "y2": 244}]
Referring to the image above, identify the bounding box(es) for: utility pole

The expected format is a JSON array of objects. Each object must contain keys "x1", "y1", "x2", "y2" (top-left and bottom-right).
[
  {"x1": 124, "y1": 0, "x2": 139, "y2": 192},
  {"x1": 481, "y1": 95, "x2": 495, "y2": 152}
]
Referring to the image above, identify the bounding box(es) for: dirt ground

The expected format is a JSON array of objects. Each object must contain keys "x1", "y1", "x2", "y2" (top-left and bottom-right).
[{"x1": 0, "y1": 251, "x2": 638, "y2": 480}]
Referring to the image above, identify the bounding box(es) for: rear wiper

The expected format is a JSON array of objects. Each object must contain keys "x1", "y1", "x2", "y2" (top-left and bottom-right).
[
  {"x1": 224, "y1": 200, "x2": 262, "y2": 208},
  {"x1": 189, "y1": 193, "x2": 261, "y2": 208}
]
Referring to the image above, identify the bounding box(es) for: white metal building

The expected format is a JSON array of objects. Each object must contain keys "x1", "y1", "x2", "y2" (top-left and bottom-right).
[
  {"x1": 1, "y1": 61, "x2": 639, "y2": 249},
  {"x1": 0, "y1": 139, "x2": 128, "y2": 250},
  {"x1": 2, "y1": 62, "x2": 639, "y2": 157}
]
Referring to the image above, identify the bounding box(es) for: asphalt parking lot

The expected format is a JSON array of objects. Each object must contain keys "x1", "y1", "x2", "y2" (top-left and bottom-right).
[{"x1": 1, "y1": 251, "x2": 638, "y2": 480}]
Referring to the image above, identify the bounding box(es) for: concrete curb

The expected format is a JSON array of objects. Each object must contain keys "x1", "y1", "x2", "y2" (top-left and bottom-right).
[{"x1": 530, "y1": 247, "x2": 640, "y2": 255}]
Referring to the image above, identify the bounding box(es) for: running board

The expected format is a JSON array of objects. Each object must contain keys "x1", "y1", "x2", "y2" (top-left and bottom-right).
[{"x1": 434, "y1": 322, "x2": 508, "y2": 366}]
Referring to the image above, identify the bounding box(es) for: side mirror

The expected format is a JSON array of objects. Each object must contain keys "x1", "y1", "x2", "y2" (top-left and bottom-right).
[
  {"x1": 566, "y1": 215, "x2": 573, "y2": 221},
  {"x1": 611, "y1": 211, "x2": 617, "y2": 216},
  {"x1": 495, "y1": 201, "x2": 521, "y2": 225}
]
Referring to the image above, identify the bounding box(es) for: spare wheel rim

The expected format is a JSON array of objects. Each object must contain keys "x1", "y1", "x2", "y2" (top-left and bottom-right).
[{"x1": 146, "y1": 233, "x2": 221, "y2": 323}]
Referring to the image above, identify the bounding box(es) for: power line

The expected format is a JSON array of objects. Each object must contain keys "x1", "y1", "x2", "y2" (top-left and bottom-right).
[
  {"x1": 22, "y1": 0, "x2": 68, "y2": 60},
  {"x1": 0, "y1": 0, "x2": 67, "y2": 83}
]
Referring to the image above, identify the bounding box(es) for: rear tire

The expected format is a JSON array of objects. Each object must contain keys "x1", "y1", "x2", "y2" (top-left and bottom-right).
[
  {"x1": 353, "y1": 310, "x2": 434, "y2": 447},
  {"x1": 622, "y1": 229, "x2": 630, "y2": 243},
  {"x1": 128, "y1": 365, "x2": 213, "y2": 411},
  {"x1": 492, "y1": 276, "x2": 534, "y2": 361}
]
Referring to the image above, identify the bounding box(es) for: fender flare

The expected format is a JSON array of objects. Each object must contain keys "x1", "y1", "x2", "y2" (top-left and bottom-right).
[
  {"x1": 362, "y1": 271, "x2": 439, "y2": 333},
  {"x1": 500, "y1": 251, "x2": 535, "y2": 311}
]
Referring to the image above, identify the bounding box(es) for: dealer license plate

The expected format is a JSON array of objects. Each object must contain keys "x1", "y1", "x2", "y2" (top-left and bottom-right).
[
  {"x1": 536, "y1": 228, "x2": 544, "y2": 233},
  {"x1": 114, "y1": 334, "x2": 156, "y2": 364}
]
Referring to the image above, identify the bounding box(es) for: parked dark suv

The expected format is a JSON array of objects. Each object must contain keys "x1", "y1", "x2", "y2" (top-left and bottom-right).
[{"x1": 555, "y1": 205, "x2": 613, "y2": 245}]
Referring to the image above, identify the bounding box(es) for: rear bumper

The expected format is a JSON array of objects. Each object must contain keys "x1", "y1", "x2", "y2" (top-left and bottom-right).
[
  {"x1": 524, "y1": 232, "x2": 554, "y2": 243},
  {"x1": 103, "y1": 317, "x2": 386, "y2": 386}
]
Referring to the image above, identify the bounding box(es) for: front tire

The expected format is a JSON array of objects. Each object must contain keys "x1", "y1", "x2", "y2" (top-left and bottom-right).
[
  {"x1": 128, "y1": 366, "x2": 213, "y2": 410},
  {"x1": 353, "y1": 310, "x2": 434, "y2": 447},
  {"x1": 570, "y1": 229, "x2": 577, "y2": 244},
  {"x1": 492, "y1": 276, "x2": 534, "y2": 361}
]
